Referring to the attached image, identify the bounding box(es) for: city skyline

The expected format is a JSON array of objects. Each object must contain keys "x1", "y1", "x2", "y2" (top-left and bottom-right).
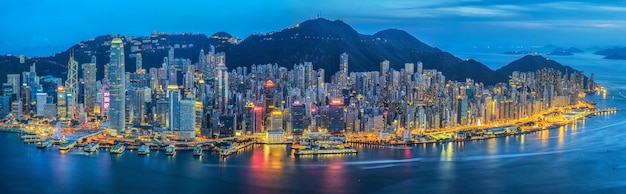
[{"x1": 3, "y1": 0, "x2": 626, "y2": 56}]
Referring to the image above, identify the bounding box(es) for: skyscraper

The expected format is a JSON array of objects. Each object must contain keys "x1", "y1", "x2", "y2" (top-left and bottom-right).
[
  {"x1": 65, "y1": 52, "x2": 79, "y2": 118},
  {"x1": 57, "y1": 86, "x2": 66, "y2": 119},
  {"x1": 108, "y1": 38, "x2": 126, "y2": 136},
  {"x1": 216, "y1": 62, "x2": 228, "y2": 113},
  {"x1": 179, "y1": 99, "x2": 196, "y2": 140},
  {"x1": 291, "y1": 101, "x2": 305, "y2": 135},
  {"x1": 329, "y1": 99, "x2": 345, "y2": 134},
  {"x1": 168, "y1": 85, "x2": 180, "y2": 131},
  {"x1": 83, "y1": 63, "x2": 97, "y2": 114},
  {"x1": 36, "y1": 93, "x2": 46, "y2": 117},
  {"x1": 339, "y1": 53, "x2": 349, "y2": 89},
  {"x1": 6, "y1": 74, "x2": 20, "y2": 101}
]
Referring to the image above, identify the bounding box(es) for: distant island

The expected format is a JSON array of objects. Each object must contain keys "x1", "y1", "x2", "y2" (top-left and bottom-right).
[
  {"x1": 503, "y1": 51, "x2": 541, "y2": 55},
  {"x1": 548, "y1": 47, "x2": 583, "y2": 56},
  {"x1": 594, "y1": 47, "x2": 626, "y2": 60}
]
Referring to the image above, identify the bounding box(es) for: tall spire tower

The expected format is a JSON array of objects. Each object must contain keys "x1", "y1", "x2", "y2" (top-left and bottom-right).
[
  {"x1": 65, "y1": 50, "x2": 79, "y2": 118},
  {"x1": 108, "y1": 38, "x2": 126, "y2": 136}
]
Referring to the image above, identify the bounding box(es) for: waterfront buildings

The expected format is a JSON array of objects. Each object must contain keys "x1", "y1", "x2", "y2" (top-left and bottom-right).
[{"x1": 0, "y1": 37, "x2": 595, "y2": 142}]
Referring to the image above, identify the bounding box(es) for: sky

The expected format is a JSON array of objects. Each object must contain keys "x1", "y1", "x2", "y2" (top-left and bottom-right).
[{"x1": 2, "y1": 0, "x2": 626, "y2": 56}]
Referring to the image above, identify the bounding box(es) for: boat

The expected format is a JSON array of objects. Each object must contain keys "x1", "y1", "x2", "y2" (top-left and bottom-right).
[
  {"x1": 84, "y1": 142, "x2": 99, "y2": 152},
  {"x1": 138, "y1": 145, "x2": 150, "y2": 155},
  {"x1": 58, "y1": 140, "x2": 77, "y2": 151},
  {"x1": 220, "y1": 146, "x2": 237, "y2": 157},
  {"x1": 291, "y1": 144, "x2": 309, "y2": 150},
  {"x1": 110, "y1": 144, "x2": 125, "y2": 154},
  {"x1": 36, "y1": 139, "x2": 53, "y2": 149},
  {"x1": 193, "y1": 146, "x2": 203, "y2": 156},
  {"x1": 165, "y1": 145, "x2": 176, "y2": 156}
]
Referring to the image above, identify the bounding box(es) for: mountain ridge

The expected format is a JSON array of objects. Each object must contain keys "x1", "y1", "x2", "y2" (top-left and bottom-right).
[{"x1": 0, "y1": 18, "x2": 585, "y2": 85}]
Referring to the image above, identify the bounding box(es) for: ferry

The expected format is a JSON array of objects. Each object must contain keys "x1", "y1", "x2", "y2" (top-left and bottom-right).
[
  {"x1": 36, "y1": 139, "x2": 53, "y2": 149},
  {"x1": 291, "y1": 144, "x2": 309, "y2": 150},
  {"x1": 110, "y1": 144, "x2": 125, "y2": 154},
  {"x1": 138, "y1": 145, "x2": 150, "y2": 155},
  {"x1": 193, "y1": 146, "x2": 203, "y2": 156},
  {"x1": 165, "y1": 145, "x2": 176, "y2": 156},
  {"x1": 58, "y1": 140, "x2": 77, "y2": 151},
  {"x1": 220, "y1": 146, "x2": 237, "y2": 157},
  {"x1": 84, "y1": 142, "x2": 99, "y2": 153}
]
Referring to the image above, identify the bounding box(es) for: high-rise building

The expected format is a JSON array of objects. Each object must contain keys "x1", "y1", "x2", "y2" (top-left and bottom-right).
[
  {"x1": 339, "y1": 53, "x2": 349, "y2": 89},
  {"x1": 135, "y1": 53, "x2": 142, "y2": 71},
  {"x1": 271, "y1": 109, "x2": 283, "y2": 131},
  {"x1": 417, "y1": 61, "x2": 423, "y2": 75},
  {"x1": 168, "y1": 47, "x2": 175, "y2": 66},
  {"x1": 329, "y1": 99, "x2": 345, "y2": 134},
  {"x1": 7, "y1": 74, "x2": 20, "y2": 101},
  {"x1": 83, "y1": 63, "x2": 97, "y2": 114},
  {"x1": 36, "y1": 93, "x2": 47, "y2": 117},
  {"x1": 108, "y1": 38, "x2": 126, "y2": 135},
  {"x1": 57, "y1": 86, "x2": 67, "y2": 119},
  {"x1": 216, "y1": 62, "x2": 228, "y2": 113},
  {"x1": 65, "y1": 52, "x2": 79, "y2": 118},
  {"x1": 178, "y1": 99, "x2": 196, "y2": 140},
  {"x1": 167, "y1": 85, "x2": 180, "y2": 131},
  {"x1": 291, "y1": 101, "x2": 305, "y2": 135}
]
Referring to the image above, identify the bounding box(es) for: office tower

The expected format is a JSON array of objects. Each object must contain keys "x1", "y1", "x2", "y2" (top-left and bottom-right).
[
  {"x1": 0, "y1": 96, "x2": 9, "y2": 118},
  {"x1": 216, "y1": 62, "x2": 228, "y2": 113},
  {"x1": 184, "y1": 66, "x2": 194, "y2": 91},
  {"x1": 291, "y1": 101, "x2": 305, "y2": 135},
  {"x1": 57, "y1": 86, "x2": 67, "y2": 119},
  {"x1": 168, "y1": 85, "x2": 180, "y2": 131},
  {"x1": 243, "y1": 102, "x2": 254, "y2": 135},
  {"x1": 7, "y1": 74, "x2": 20, "y2": 101},
  {"x1": 36, "y1": 93, "x2": 46, "y2": 116},
  {"x1": 65, "y1": 52, "x2": 79, "y2": 118},
  {"x1": 380, "y1": 60, "x2": 389, "y2": 77},
  {"x1": 179, "y1": 99, "x2": 196, "y2": 140},
  {"x1": 417, "y1": 61, "x2": 423, "y2": 75},
  {"x1": 264, "y1": 80, "x2": 275, "y2": 116},
  {"x1": 168, "y1": 64, "x2": 177, "y2": 86},
  {"x1": 129, "y1": 88, "x2": 145, "y2": 126},
  {"x1": 339, "y1": 53, "x2": 349, "y2": 89},
  {"x1": 135, "y1": 53, "x2": 142, "y2": 71},
  {"x1": 405, "y1": 63, "x2": 414, "y2": 74},
  {"x1": 168, "y1": 47, "x2": 175, "y2": 66},
  {"x1": 108, "y1": 38, "x2": 126, "y2": 135},
  {"x1": 83, "y1": 63, "x2": 97, "y2": 114},
  {"x1": 155, "y1": 98, "x2": 168, "y2": 127},
  {"x1": 329, "y1": 99, "x2": 345, "y2": 134},
  {"x1": 271, "y1": 109, "x2": 283, "y2": 131}
]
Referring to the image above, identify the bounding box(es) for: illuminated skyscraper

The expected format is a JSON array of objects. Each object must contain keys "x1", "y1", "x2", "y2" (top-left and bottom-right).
[
  {"x1": 36, "y1": 93, "x2": 46, "y2": 117},
  {"x1": 291, "y1": 101, "x2": 305, "y2": 135},
  {"x1": 216, "y1": 62, "x2": 228, "y2": 113},
  {"x1": 65, "y1": 52, "x2": 79, "y2": 118},
  {"x1": 6, "y1": 74, "x2": 20, "y2": 101},
  {"x1": 83, "y1": 63, "x2": 97, "y2": 114},
  {"x1": 57, "y1": 86, "x2": 66, "y2": 119},
  {"x1": 271, "y1": 109, "x2": 283, "y2": 131},
  {"x1": 339, "y1": 53, "x2": 349, "y2": 89},
  {"x1": 329, "y1": 99, "x2": 345, "y2": 134},
  {"x1": 168, "y1": 85, "x2": 180, "y2": 131},
  {"x1": 108, "y1": 38, "x2": 126, "y2": 135},
  {"x1": 179, "y1": 99, "x2": 196, "y2": 140}
]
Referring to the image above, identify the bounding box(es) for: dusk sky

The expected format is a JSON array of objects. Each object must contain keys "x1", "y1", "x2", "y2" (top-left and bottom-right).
[{"x1": 2, "y1": 0, "x2": 626, "y2": 56}]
